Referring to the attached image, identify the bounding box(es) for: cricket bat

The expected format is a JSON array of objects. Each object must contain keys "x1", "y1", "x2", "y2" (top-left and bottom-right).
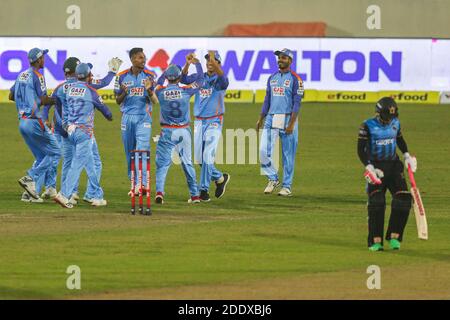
[{"x1": 407, "y1": 164, "x2": 428, "y2": 240}]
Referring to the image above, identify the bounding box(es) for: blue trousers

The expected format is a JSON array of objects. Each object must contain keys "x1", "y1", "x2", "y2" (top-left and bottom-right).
[
  {"x1": 59, "y1": 135, "x2": 102, "y2": 198},
  {"x1": 155, "y1": 127, "x2": 198, "y2": 197},
  {"x1": 194, "y1": 117, "x2": 223, "y2": 191},
  {"x1": 61, "y1": 129, "x2": 103, "y2": 200},
  {"x1": 259, "y1": 114, "x2": 298, "y2": 189},
  {"x1": 121, "y1": 113, "x2": 151, "y2": 183},
  {"x1": 43, "y1": 133, "x2": 62, "y2": 189},
  {"x1": 19, "y1": 118, "x2": 60, "y2": 191}
]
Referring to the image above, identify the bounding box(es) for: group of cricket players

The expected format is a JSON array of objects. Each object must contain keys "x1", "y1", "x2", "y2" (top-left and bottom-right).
[{"x1": 10, "y1": 46, "x2": 418, "y2": 251}]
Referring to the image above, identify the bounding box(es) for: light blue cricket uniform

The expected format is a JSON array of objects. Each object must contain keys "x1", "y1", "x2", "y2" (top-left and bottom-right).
[
  {"x1": 42, "y1": 72, "x2": 115, "y2": 198},
  {"x1": 259, "y1": 70, "x2": 303, "y2": 189},
  {"x1": 184, "y1": 70, "x2": 229, "y2": 192},
  {"x1": 60, "y1": 81, "x2": 112, "y2": 200},
  {"x1": 114, "y1": 68, "x2": 156, "y2": 183},
  {"x1": 10, "y1": 67, "x2": 61, "y2": 192},
  {"x1": 154, "y1": 63, "x2": 204, "y2": 197}
]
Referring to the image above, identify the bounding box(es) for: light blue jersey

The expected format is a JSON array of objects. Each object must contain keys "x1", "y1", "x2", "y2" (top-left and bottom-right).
[
  {"x1": 10, "y1": 67, "x2": 47, "y2": 119},
  {"x1": 65, "y1": 82, "x2": 112, "y2": 136},
  {"x1": 114, "y1": 68, "x2": 156, "y2": 115},
  {"x1": 261, "y1": 70, "x2": 303, "y2": 115},
  {"x1": 156, "y1": 64, "x2": 203, "y2": 126},
  {"x1": 193, "y1": 73, "x2": 229, "y2": 118}
]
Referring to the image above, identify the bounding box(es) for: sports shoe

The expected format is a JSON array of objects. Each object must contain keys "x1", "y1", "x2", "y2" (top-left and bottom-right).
[
  {"x1": 264, "y1": 180, "x2": 280, "y2": 194},
  {"x1": 21, "y1": 192, "x2": 44, "y2": 203},
  {"x1": 71, "y1": 192, "x2": 80, "y2": 201},
  {"x1": 199, "y1": 190, "x2": 210, "y2": 202},
  {"x1": 389, "y1": 238, "x2": 401, "y2": 250},
  {"x1": 215, "y1": 173, "x2": 230, "y2": 198},
  {"x1": 54, "y1": 192, "x2": 73, "y2": 209},
  {"x1": 83, "y1": 197, "x2": 94, "y2": 204},
  {"x1": 68, "y1": 196, "x2": 78, "y2": 206},
  {"x1": 369, "y1": 243, "x2": 384, "y2": 252},
  {"x1": 91, "y1": 199, "x2": 107, "y2": 207},
  {"x1": 18, "y1": 175, "x2": 39, "y2": 199},
  {"x1": 188, "y1": 196, "x2": 201, "y2": 204},
  {"x1": 41, "y1": 187, "x2": 57, "y2": 199},
  {"x1": 155, "y1": 192, "x2": 164, "y2": 204},
  {"x1": 278, "y1": 187, "x2": 292, "y2": 197}
]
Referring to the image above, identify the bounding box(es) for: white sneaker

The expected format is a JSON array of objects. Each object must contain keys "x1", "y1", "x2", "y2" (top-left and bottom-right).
[
  {"x1": 21, "y1": 192, "x2": 44, "y2": 203},
  {"x1": 54, "y1": 192, "x2": 73, "y2": 208},
  {"x1": 71, "y1": 192, "x2": 80, "y2": 201},
  {"x1": 91, "y1": 199, "x2": 107, "y2": 206},
  {"x1": 278, "y1": 187, "x2": 292, "y2": 197},
  {"x1": 68, "y1": 196, "x2": 78, "y2": 205},
  {"x1": 18, "y1": 175, "x2": 39, "y2": 199},
  {"x1": 264, "y1": 180, "x2": 280, "y2": 194},
  {"x1": 83, "y1": 197, "x2": 94, "y2": 204},
  {"x1": 41, "y1": 187, "x2": 57, "y2": 199}
]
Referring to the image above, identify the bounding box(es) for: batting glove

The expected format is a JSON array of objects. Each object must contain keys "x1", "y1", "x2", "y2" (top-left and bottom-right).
[
  {"x1": 404, "y1": 152, "x2": 417, "y2": 172},
  {"x1": 364, "y1": 164, "x2": 383, "y2": 185},
  {"x1": 108, "y1": 57, "x2": 123, "y2": 74}
]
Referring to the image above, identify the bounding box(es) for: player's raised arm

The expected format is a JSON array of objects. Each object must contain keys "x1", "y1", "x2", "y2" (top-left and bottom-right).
[
  {"x1": 185, "y1": 58, "x2": 204, "y2": 96},
  {"x1": 90, "y1": 58, "x2": 123, "y2": 90}
]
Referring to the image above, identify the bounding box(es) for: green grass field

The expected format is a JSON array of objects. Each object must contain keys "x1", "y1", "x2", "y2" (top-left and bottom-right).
[{"x1": 0, "y1": 102, "x2": 449, "y2": 299}]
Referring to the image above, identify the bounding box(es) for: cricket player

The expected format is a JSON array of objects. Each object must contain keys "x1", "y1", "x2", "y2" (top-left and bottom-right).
[
  {"x1": 180, "y1": 51, "x2": 230, "y2": 202},
  {"x1": 41, "y1": 56, "x2": 122, "y2": 203},
  {"x1": 154, "y1": 61, "x2": 204, "y2": 204},
  {"x1": 114, "y1": 48, "x2": 156, "y2": 195},
  {"x1": 256, "y1": 48, "x2": 304, "y2": 196},
  {"x1": 358, "y1": 97, "x2": 417, "y2": 251},
  {"x1": 9, "y1": 48, "x2": 61, "y2": 200},
  {"x1": 54, "y1": 63, "x2": 113, "y2": 208}
]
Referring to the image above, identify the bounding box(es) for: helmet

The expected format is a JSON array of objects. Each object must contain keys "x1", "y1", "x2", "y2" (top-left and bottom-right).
[
  {"x1": 376, "y1": 97, "x2": 398, "y2": 123},
  {"x1": 63, "y1": 57, "x2": 80, "y2": 73}
]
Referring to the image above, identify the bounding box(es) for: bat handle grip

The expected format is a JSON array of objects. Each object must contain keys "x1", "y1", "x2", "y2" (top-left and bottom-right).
[{"x1": 407, "y1": 164, "x2": 417, "y2": 188}]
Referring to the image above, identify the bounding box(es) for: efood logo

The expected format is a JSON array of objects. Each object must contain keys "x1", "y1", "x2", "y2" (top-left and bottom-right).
[
  {"x1": 389, "y1": 92, "x2": 428, "y2": 101},
  {"x1": 328, "y1": 92, "x2": 367, "y2": 100}
]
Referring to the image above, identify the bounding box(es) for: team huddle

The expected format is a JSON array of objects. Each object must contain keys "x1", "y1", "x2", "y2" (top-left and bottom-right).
[{"x1": 10, "y1": 46, "x2": 419, "y2": 250}]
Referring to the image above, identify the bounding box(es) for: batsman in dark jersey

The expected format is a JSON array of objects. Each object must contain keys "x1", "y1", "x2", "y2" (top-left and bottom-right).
[{"x1": 357, "y1": 97, "x2": 417, "y2": 251}]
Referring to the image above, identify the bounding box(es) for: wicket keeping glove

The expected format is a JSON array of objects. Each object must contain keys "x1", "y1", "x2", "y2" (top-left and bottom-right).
[
  {"x1": 364, "y1": 164, "x2": 383, "y2": 185},
  {"x1": 108, "y1": 57, "x2": 123, "y2": 74},
  {"x1": 404, "y1": 152, "x2": 417, "y2": 172}
]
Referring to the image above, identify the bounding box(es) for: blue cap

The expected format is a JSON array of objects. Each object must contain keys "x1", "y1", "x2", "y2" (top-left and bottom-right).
[
  {"x1": 204, "y1": 51, "x2": 222, "y2": 63},
  {"x1": 75, "y1": 63, "x2": 92, "y2": 79},
  {"x1": 164, "y1": 64, "x2": 182, "y2": 81},
  {"x1": 274, "y1": 48, "x2": 294, "y2": 60},
  {"x1": 28, "y1": 48, "x2": 49, "y2": 63}
]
